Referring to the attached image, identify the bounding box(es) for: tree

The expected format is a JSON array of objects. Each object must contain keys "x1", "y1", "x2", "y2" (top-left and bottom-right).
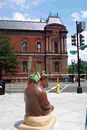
[
  {"x1": 68, "y1": 60, "x2": 87, "y2": 74},
  {"x1": 0, "y1": 32, "x2": 18, "y2": 79},
  {"x1": 68, "y1": 63, "x2": 76, "y2": 74},
  {"x1": 80, "y1": 60, "x2": 87, "y2": 74}
]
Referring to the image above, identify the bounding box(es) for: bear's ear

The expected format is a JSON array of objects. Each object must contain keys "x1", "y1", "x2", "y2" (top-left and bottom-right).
[{"x1": 40, "y1": 71, "x2": 47, "y2": 78}]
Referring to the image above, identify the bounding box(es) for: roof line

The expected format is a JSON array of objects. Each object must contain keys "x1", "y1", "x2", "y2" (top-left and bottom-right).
[
  {"x1": 0, "y1": 19, "x2": 46, "y2": 24},
  {"x1": 47, "y1": 15, "x2": 64, "y2": 25}
]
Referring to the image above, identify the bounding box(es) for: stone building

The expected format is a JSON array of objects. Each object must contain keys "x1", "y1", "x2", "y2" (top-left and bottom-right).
[{"x1": 0, "y1": 14, "x2": 68, "y2": 81}]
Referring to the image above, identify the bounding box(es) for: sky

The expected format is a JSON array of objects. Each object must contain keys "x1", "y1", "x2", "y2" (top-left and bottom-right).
[{"x1": 0, "y1": 0, "x2": 87, "y2": 65}]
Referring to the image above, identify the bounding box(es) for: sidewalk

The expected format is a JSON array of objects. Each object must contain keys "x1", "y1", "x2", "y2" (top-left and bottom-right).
[
  {"x1": 85, "y1": 110, "x2": 87, "y2": 130},
  {"x1": 0, "y1": 92, "x2": 87, "y2": 130}
]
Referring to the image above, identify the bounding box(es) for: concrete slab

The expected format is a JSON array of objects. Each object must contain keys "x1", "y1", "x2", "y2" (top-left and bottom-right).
[{"x1": 0, "y1": 92, "x2": 87, "y2": 130}]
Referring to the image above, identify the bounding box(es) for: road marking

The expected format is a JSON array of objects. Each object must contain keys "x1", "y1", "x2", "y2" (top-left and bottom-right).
[
  {"x1": 60, "y1": 84, "x2": 70, "y2": 93},
  {"x1": 46, "y1": 83, "x2": 70, "y2": 93},
  {"x1": 46, "y1": 86, "x2": 56, "y2": 93}
]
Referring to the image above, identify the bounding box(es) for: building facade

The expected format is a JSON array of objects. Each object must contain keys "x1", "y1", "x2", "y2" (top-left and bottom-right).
[{"x1": 0, "y1": 15, "x2": 68, "y2": 81}]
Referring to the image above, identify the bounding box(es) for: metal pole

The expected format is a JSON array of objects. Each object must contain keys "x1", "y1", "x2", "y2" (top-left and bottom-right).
[
  {"x1": 76, "y1": 21, "x2": 82, "y2": 93},
  {"x1": 76, "y1": 21, "x2": 80, "y2": 87}
]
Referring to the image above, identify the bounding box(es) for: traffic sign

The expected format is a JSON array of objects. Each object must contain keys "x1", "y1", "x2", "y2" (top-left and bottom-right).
[
  {"x1": 80, "y1": 45, "x2": 87, "y2": 50},
  {"x1": 0, "y1": 56, "x2": 5, "y2": 60},
  {"x1": 70, "y1": 50, "x2": 77, "y2": 55}
]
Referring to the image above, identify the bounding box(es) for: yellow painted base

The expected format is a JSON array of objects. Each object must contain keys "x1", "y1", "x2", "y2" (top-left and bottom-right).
[{"x1": 19, "y1": 116, "x2": 56, "y2": 130}]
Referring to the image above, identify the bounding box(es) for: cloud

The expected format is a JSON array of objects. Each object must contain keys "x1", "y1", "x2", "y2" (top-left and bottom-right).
[
  {"x1": 0, "y1": 0, "x2": 6, "y2": 8},
  {"x1": 79, "y1": 47, "x2": 87, "y2": 63},
  {"x1": 11, "y1": 12, "x2": 41, "y2": 21},
  {"x1": 10, "y1": 0, "x2": 27, "y2": 7},
  {"x1": 0, "y1": 0, "x2": 28, "y2": 9},
  {"x1": 81, "y1": 11, "x2": 87, "y2": 19},
  {"x1": 71, "y1": 10, "x2": 87, "y2": 21},
  {"x1": 71, "y1": 12, "x2": 81, "y2": 21},
  {"x1": 12, "y1": 12, "x2": 28, "y2": 21},
  {"x1": 32, "y1": 0, "x2": 44, "y2": 6},
  {"x1": 82, "y1": 31, "x2": 87, "y2": 41},
  {"x1": 8, "y1": 0, "x2": 44, "y2": 8},
  {"x1": 0, "y1": 17, "x2": 10, "y2": 20},
  {"x1": 0, "y1": 0, "x2": 45, "y2": 10},
  {"x1": 0, "y1": 11, "x2": 44, "y2": 22}
]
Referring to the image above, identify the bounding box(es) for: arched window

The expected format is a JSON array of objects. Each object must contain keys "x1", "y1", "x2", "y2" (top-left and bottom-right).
[
  {"x1": 54, "y1": 62, "x2": 59, "y2": 72},
  {"x1": 36, "y1": 42, "x2": 41, "y2": 52},
  {"x1": 22, "y1": 40, "x2": 28, "y2": 52}
]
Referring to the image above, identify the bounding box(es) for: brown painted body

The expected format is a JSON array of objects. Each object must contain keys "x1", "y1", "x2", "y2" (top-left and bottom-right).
[{"x1": 24, "y1": 78, "x2": 54, "y2": 116}]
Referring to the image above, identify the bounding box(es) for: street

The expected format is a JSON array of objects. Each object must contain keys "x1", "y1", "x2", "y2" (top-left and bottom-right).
[
  {"x1": 5, "y1": 81, "x2": 57, "y2": 93},
  {"x1": 4, "y1": 80, "x2": 87, "y2": 94},
  {"x1": 49, "y1": 80, "x2": 87, "y2": 93}
]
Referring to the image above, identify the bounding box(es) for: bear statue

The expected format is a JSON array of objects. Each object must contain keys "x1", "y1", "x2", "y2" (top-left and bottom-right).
[{"x1": 19, "y1": 72, "x2": 56, "y2": 130}]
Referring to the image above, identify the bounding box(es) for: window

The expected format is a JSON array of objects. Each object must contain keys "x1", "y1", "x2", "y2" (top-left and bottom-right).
[
  {"x1": 54, "y1": 62, "x2": 59, "y2": 72},
  {"x1": 23, "y1": 61, "x2": 28, "y2": 73},
  {"x1": 22, "y1": 40, "x2": 28, "y2": 52},
  {"x1": 54, "y1": 42, "x2": 58, "y2": 53},
  {"x1": 36, "y1": 61, "x2": 42, "y2": 72},
  {"x1": 36, "y1": 42, "x2": 41, "y2": 52}
]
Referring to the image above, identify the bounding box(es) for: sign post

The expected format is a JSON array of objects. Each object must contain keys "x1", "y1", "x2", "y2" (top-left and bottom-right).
[
  {"x1": 76, "y1": 21, "x2": 86, "y2": 93},
  {"x1": 71, "y1": 21, "x2": 86, "y2": 93}
]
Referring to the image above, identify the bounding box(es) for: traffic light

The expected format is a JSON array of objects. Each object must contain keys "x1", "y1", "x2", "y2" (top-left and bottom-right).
[
  {"x1": 79, "y1": 34, "x2": 85, "y2": 46},
  {"x1": 77, "y1": 21, "x2": 86, "y2": 33},
  {"x1": 71, "y1": 34, "x2": 76, "y2": 46}
]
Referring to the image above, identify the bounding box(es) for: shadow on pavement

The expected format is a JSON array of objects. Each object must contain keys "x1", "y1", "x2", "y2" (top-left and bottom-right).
[{"x1": 14, "y1": 120, "x2": 24, "y2": 129}]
